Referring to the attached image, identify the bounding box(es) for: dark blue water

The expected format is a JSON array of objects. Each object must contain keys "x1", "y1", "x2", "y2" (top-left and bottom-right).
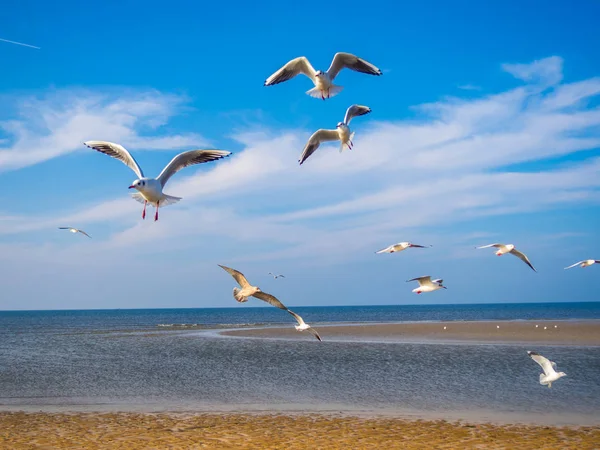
[{"x1": 1, "y1": 303, "x2": 599, "y2": 424}]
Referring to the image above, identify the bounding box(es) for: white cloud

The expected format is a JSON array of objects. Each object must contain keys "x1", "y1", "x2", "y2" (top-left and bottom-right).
[
  {"x1": 0, "y1": 88, "x2": 208, "y2": 172},
  {"x1": 0, "y1": 56, "x2": 599, "y2": 308}
]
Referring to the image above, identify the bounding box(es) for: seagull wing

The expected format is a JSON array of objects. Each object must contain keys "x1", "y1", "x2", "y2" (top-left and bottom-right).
[
  {"x1": 298, "y1": 129, "x2": 339, "y2": 165},
  {"x1": 528, "y1": 351, "x2": 557, "y2": 376},
  {"x1": 218, "y1": 264, "x2": 251, "y2": 288},
  {"x1": 375, "y1": 244, "x2": 395, "y2": 254},
  {"x1": 84, "y1": 141, "x2": 144, "y2": 179},
  {"x1": 307, "y1": 327, "x2": 322, "y2": 341},
  {"x1": 510, "y1": 248, "x2": 537, "y2": 272},
  {"x1": 407, "y1": 276, "x2": 432, "y2": 286},
  {"x1": 476, "y1": 243, "x2": 504, "y2": 249},
  {"x1": 252, "y1": 291, "x2": 289, "y2": 312},
  {"x1": 343, "y1": 104, "x2": 372, "y2": 125},
  {"x1": 564, "y1": 261, "x2": 585, "y2": 270},
  {"x1": 595, "y1": 260, "x2": 600, "y2": 264},
  {"x1": 286, "y1": 310, "x2": 321, "y2": 341},
  {"x1": 327, "y1": 52, "x2": 382, "y2": 80},
  {"x1": 409, "y1": 244, "x2": 429, "y2": 248},
  {"x1": 77, "y1": 229, "x2": 92, "y2": 238},
  {"x1": 264, "y1": 56, "x2": 317, "y2": 86},
  {"x1": 157, "y1": 150, "x2": 231, "y2": 188}
]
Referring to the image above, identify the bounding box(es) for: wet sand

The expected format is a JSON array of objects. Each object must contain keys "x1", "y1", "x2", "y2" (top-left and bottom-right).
[
  {"x1": 221, "y1": 320, "x2": 600, "y2": 345},
  {"x1": 1, "y1": 412, "x2": 598, "y2": 449}
]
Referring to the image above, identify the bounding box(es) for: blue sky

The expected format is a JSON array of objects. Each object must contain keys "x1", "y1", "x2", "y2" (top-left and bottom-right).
[{"x1": 0, "y1": 1, "x2": 599, "y2": 310}]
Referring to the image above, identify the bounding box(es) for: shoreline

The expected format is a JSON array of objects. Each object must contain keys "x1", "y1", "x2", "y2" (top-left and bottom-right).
[
  {"x1": 219, "y1": 319, "x2": 600, "y2": 345},
  {"x1": 1, "y1": 412, "x2": 598, "y2": 449}
]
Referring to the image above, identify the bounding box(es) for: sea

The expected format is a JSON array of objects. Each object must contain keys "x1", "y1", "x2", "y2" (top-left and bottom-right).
[{"x1": 1, "y1": 302, "x2": 599, "y2": 425}]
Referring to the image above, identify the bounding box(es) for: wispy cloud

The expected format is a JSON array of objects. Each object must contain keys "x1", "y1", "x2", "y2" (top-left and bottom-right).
[
  {"x1": 1, "y1": 56, "x2": 599, "y2": 270},
  {"x1": 457, "y1": 84, "x2": 482, "y2": 91},
  {"x1": 0, "y1": 88, "x2": 207, "y2": 173}
]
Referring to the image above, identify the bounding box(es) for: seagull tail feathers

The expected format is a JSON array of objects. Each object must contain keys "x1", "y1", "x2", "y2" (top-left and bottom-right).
[{"x1": 305, "y1": 84, "x2": 343, "y2": 99}]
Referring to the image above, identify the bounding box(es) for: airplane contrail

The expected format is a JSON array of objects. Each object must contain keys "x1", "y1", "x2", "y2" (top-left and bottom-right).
[{"x1": 0, "y1": 37, "x2": 40, "y2": 50}]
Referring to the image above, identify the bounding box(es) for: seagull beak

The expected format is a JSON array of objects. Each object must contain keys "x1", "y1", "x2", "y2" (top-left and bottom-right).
[{"x1": 128, "y1": 185, "x2": 135, "y2": 189}]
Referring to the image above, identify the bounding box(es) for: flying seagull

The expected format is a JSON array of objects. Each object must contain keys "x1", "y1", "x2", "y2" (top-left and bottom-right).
[
  {"x1": 84, "y1": 141, "x2": 231, "y2": 221},
  {"x1": 0, "y1": 37, "x2": 40, "y2": 49},
  {"x1": 476, "y1": 243, "x2": 537, "y2": 272},
  {"x1": 564, "y1": 259, "x2": 600, "y2": 270},
  {"x1": 58, "y1": 227, "x2": 91, "y2": 238},
  {"x1": 527, "y1": 351, "x2": 566, "y2": 388},
  {"x1": 218, "y1": 265, "x2": 321, "y2": 341},
  {"x1": 269, "y1": 272, "x2": 285, "y2": 279},
  {"x1": 299, "y1": 104, "x2": 371, "y2": 165},
  {"x1": 264, "y1": 52, "x2": 382, "y2": 100},
  {"x1": 376, "y1": 242, "x2": 431, "y2": 254},
  {"x1": 406, "y1": 276, "x2": 447, "y2": 294}
]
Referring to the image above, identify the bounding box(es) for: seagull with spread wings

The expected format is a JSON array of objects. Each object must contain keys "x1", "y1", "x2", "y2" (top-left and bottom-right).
[
  {"x1": 406, "y1": 276, "x2": 447, "y2": 294},
  {"x1": 527, "y1": 351, "x2": 567, "y2": 388},
  {"x1": 299, "y1": 104, "x2": 371, "y2": 165},
  {"x1": 476, "y1": 243, "x2": 537, "y2": 272},
  {"x1": 84, "y1": 141, "x2": 231, "y2": 221},
  {"x1": 218, "y1": 265, "x2": 321, "y2": 341},
  {"x1": 264, "y1": 52, "x2": 382, "y2": 100},
  {"x1": 564, "y1": 259, "x2": 600, "y2": 269},
  {"x1": 269, "y1": 272, "x2": 285, "y2": 279},
  {"x1": 375, "y1": 242, "x2": 431, "y2": 254},
  {"x1": 58, "y1": 227, "x2": 92, "y2": 238}
]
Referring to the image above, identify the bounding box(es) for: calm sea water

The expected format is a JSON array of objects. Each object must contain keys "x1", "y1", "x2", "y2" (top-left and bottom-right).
[{"x1": 1, "y1": 303, "x2": 599, "y2": 424}]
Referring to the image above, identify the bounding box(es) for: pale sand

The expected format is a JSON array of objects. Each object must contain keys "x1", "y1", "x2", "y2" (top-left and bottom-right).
[
  {"x1": 1, "y1": 412, "x2": 599, "y2": 449},
  {"x1": 221, "y1": 320, "x2": 600, "y2": 345}
]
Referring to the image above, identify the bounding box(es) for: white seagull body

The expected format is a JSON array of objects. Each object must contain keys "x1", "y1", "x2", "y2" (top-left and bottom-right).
[
  {"x1": 299, "y1": 105, "x2": 371, "y2": 165},
  {"x1": 58, "y1": 227, "x2": 91, "y2": 238},
  {"x1": 84, "y1": 141, "x2": 231, "y2": 221},
  {"x1": 527, "y1": 351, "x2": 566, "y2": 388},
  {"x1": 264, "y1": 52, "x2": 382, "y2": 100},
  {"x1": 407, "y1": 276, "x2": 447, "y2": 294},
  {"x1": 476, "y1": 243, "x2": 537, "y2": 272},
  {"x1": 218, "y1": 265, "x2": 321, "y2": 341},
  {"x1": 375, "y1": 242, "x2": 431, "y2": 254},
  {"x1": 564, "y1": 259, "x2": 600, "y2": 269}
]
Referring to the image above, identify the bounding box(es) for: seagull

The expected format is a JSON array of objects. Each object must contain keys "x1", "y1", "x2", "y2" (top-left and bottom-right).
[
  {"x1": 564, "y1": 259, "x2": 600, "y2": 270},
  {"x1": 406, "y1": 276, "x2": 447, "y2": 294},
  {"x1": 475, "y1": 243, "x2": 537, "y2": 272},
  {"x1": 58, "y1": 227, "x2": 91, "y2": 238},
  {"x1": 527, "y1": 351, "x2": 567, "y2": 388},
  {"x1": 375, "y1": 242, "x2": 431, "y2": 254},
  {"x1": 84, "y1": 141, "x2": 231, "y2": 221},
  {"x1": 268, "y1": 272, "x2": 285, "y2": 279},
  {"x1": 218, "y1": 265, "x2": 321, "y2": 341},
  {"x1": 264, "y1": 52, "x2": 382, "y2": 100},
  {"x1": 299, "y1": 104, "x2": 371, "y2": 165}
]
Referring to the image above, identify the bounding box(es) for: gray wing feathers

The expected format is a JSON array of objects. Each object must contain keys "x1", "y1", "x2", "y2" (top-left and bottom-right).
[
  {"x1": 327, "y1": 52, "x2": 382, "y2": 80},
  {"x1": 218, "y1": 264, "x2": 251, "y2": 288},
  {"x1": 264, "y1": 57, "x2": 317, "y2": 86},
  {"x1": 299, "y1": 129, "x2": 339, "y2": 165},
  {"x1": 344, "y1": 105, "x2": 371, "y2": 125},
  {"x1": 252, "y1": 291, "x2": 289, "y2": 311},
  {"x1": 510, "y1": 249, "x2": 537, "y2": 272},
  {"x1": 84, "y1": 141, "x2": 144, "y2": 179},
  {"x1": 157, "y1": 150, "x2": 231, "y2": 187}
]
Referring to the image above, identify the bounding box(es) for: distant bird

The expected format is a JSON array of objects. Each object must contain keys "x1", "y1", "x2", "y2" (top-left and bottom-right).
[
  {"x1": 0, "y1": 37, "x2": 40, "y2": 49},
  {"x1": 476, "y1": 243, "x2": 537, "y2": 272},
  {"x1": 375, "y1": 242, "x2": 431, "y2": 254},
  {"x1": 264, "y1": 52, "x2": 382, "y2": 100},
  {"x1": 299, "y1": 104, "x2": 371, "y2": 165},
  {"x1": 84, "y1": 141, "x2": 231, "y2": 221},
  {"x1": 218, "y1": 265, "x2": 321, "y2": 341},
  {"x1": 527, "y1": 351, "x2": 567, "y2": 388},
  {"x1": 406, "y1": 276, "x2": 447, "y2": 294},
  {"x1": 58, "y1": 227, "x2": 91, "y2": 238},
  {"x1": 564, "y1": 260, "x2": 600, "y2": 270},
  {"x1": 269, "y1": 272, "x2": 285, "y2": 279}
]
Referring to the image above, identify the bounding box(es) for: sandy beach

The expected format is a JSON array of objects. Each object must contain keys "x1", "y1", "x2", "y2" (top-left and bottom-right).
[
  {"x1": 221, "y1": 319, "x2": 600, "y2": 345},
  {"x1": 1, "y1": 412, "x2": 599, "y2": 449}
]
